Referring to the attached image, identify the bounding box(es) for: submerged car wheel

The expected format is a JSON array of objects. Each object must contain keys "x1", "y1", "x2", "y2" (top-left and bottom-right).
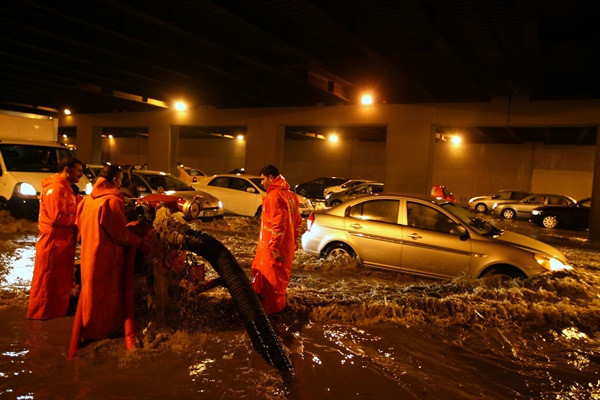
[
  {"x1": 482, "y1": 265, "x2": 527, "y2": 280},
  {"x1": 475, "y1": 203, "x2": 488, "y2": 213},
  {"x1": 542, "y1": 215, "x2": 558, "y2": 229},
  {"x1": 501, "y1": 208, "x2": 516, "y2": 219},
  {"x1": 323, "y1": 243, "x2": 355, "y2": 260}
]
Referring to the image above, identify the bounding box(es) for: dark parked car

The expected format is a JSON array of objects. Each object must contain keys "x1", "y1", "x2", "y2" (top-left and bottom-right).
[
  {"x1": 325, "y1": 182, "x2": 384, "y2": 207},
  {"x1": 294, "y1": 176, "x2": 348, "y2": 199},
  {"x1": 530, "y1": 198, "x2": 591, "y2": 229}
]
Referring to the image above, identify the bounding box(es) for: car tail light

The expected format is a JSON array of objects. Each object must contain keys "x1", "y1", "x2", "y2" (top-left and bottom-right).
[{"x1": 306, "y1": 212, "x2": 315, "y2": 232}]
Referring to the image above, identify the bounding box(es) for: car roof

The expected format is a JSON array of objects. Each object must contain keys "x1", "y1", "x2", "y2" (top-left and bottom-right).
[
  {"x1": 131, "y1": 169, "x2": 172, "y2": 176},
  {"x1": 206, "y1": 173, "x2": 261, "y2": 179},
  {"x1": 329, "y1": 192, "x2": 449, "y2": 206},
  {"x1": 0, "y1": 140, "x2": 68, "y2": 147}
]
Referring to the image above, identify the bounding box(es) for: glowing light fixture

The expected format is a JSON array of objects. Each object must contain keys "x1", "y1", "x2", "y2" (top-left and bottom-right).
[
  {"x1": 108, "y1": 134, "x2": 114, "y2": 139},
  {"x1": 361, "y1": 94, "x2": 373, "y2": 105},
  {"x1": 328, "y1": 134, "x2": 339, "y2": 143},
  {"x1": 64, "y1": 109, "x2": 71, "y2": 115},
  {"x1": 62, "y1": 134, "x2": 68, "y2": 138},
  {"x1": 236, "y1": 134, "x2": 245, "y2": 141},
  {"x1": 451, "y1": 135, "x2": 462, "y2": 145},
  {"x1": 174, "y1": 101, "x2": 187, "y2": 111}
]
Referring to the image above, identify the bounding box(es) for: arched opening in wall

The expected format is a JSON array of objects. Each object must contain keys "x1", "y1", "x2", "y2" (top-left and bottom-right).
[
  {"x1": 432, "y1": 125, "x2": 598, "y2": 205},
  {"x1": 99, "y1": 127, "x2": 149, "y2": 167},
  {"x1": 58, "y1": 126, "x2": 77, "y2": 152},
  {"x1": 178, "y1": 126, "x2": 246, "y2": 175},
  {"x1": 282, "y1": 125, "x2": 387, "y2": 191}
]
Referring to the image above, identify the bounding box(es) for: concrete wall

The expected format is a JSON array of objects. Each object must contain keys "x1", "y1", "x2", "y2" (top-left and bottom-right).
[
  {"x1": 101, "y1": 136, "x2": 149, "y2": 166},
  {"x1": 432, "y1": 142, "x2": 595, "y2": 204},
  {"x1": 282, "y1": 139, "x2": 386, "y2": 187},
  {"x1": 177, "y1": 137, "x2": 245, "y2": 175}
]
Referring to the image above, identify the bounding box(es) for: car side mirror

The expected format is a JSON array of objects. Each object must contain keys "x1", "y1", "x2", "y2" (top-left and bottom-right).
[
  {"x1": 451, "y1": 225, "x2": 469, "y2": 240},
  {"x1": 247, "y1": 187, "x2": 257, "y2": 193}
]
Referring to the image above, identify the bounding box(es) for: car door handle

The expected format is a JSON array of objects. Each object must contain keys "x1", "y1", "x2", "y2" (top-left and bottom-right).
[
  {"x1": 407, "y1": 233, "x2": 422, "y2": 240},
  {"x1": 349, "y1": 223, "x2": 363, "y2": 230}
]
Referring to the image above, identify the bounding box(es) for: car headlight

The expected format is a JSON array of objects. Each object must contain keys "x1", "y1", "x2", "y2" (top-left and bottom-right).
[
  {"x1": 218, "y1": 200, "x2": 223, "y2": 209},
  {"x1": 16, "y1": 182, "x2": 37, "y2": 197},
  {"x1": 531, "y1": 209, "x2": 542, "y2": 216},
  {"x1": 534, "y1": 253, "x2": 572, "y2": 272}
]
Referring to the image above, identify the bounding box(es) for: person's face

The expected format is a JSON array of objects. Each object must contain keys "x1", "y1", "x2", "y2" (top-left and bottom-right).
[
  {"x1": 66, "y1": 163, "x2": 83, "y2": 184},
  {"x1": 260, "y1": 174, "x2": 273, "y2": 190},
  {"x1": 113, "y1": 172, "x2": 123, "y2": 189}
]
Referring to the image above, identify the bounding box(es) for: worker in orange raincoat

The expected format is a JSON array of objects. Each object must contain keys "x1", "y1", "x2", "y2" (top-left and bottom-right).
[
  {"x1": 27, "y1": 158, "x2": 84, "y2": 320},
  {"x1": 75, "y1": 164, "x2": 148, "y2": 341},
  {"x1": 251, "y1": 165, "x2": 302, "y2": 314}
]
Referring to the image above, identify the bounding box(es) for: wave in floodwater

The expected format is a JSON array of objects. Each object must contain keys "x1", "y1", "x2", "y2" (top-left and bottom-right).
[{"x1": 1, "y1": 212, "x2": 600, "y2": 399}]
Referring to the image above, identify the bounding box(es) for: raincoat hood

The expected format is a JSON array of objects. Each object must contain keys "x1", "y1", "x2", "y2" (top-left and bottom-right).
[
  {"x1": 91, "y1": 177, "x2": 124, "y2": 200},
  {"x1": 266, "y1": 175, "x2": 290, "y2": 193}
]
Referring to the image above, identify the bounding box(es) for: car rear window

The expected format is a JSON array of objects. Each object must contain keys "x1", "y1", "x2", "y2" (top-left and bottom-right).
[{"x1": 347, "y1": 200, "x2": 399, "y2": 224}]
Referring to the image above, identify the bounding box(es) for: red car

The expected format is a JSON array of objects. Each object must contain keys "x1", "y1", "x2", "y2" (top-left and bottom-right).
[{"x1": 431, "y1": 185, "x2": 455, "y2": 203}]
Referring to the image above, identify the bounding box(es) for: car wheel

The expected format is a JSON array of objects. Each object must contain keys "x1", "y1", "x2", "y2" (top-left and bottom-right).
[
  {"x1": 254, "y1": 206, "x2": 262, "y2": 218},
  {"x1": 323, "y1": 243, "x2": 355, "y2": 260},
  {"x1": 482, "y1": 266, "x2": 526, "y2": 280},
  {"x1": 542, "y1": 215, "x2": 558, "y2": 229},
  {"x1": 475, "y1": 203, "x2": 487, "y2": 213},
  {"x1": 298, "y1": 188, "x2": 307, "y2": 196},
  {"x1": 501, "y1": 208, "x2": 515, "y2": 219}
]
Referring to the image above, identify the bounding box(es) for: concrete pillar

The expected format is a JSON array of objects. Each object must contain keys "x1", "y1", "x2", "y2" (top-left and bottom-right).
[
  {"x1": 245, "y1": 120, "x2": 284, "y2": 175},
  {"x1": 385, "y1": 121, "x2": 434, "y2": 194},
  {"x1": 589, "y1": 127, "x2": 600, "y2": 244},
  {"x1": 147, "y1": 120, "x2": 174, "y2": 173}
]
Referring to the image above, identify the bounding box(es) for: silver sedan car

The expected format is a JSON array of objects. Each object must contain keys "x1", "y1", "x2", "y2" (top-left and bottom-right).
[
  {"x1": 302, "y1": 193, "x2": 571, "y2": 279},
  {"x1": 468, "y1": 190, "x2": 531, "y2": 213},
  {"x1": 491, "y1": 193, "x2": 576, "y2": 219}
]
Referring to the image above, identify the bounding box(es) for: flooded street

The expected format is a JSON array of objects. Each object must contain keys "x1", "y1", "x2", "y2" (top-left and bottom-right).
[{"x1": 1, "y1": 211, "x2": 600, "y2": 399}]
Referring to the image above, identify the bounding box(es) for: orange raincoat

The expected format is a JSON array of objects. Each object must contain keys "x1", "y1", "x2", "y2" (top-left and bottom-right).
[
  {"x1": 251, "y1": 175, "x2": 301, "y2": 314},
  {"x1": 75, "y1": 177, "x2": 142, "y2": 340},
  {"x1": 27, "y1": 175, "x2": 78, "y2": 320}
]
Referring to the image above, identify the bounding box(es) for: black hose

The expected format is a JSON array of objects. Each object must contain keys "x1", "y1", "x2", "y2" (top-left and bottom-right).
[{"x1": 171, "y1": 226, "x2": 294, "y2": 376}]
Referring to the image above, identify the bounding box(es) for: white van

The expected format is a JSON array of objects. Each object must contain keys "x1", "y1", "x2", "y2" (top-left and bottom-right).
[{"x1": 0, "y1": 140, "x2": 92, "y2": 218}]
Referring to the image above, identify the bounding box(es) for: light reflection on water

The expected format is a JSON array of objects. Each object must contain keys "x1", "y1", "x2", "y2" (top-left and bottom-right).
[
  {"x1": 0, "y1": 243, "x2": 36, "y2": 287},
  {"x1": 0, "y1": 214, "x2": 600, "y2": 399}
]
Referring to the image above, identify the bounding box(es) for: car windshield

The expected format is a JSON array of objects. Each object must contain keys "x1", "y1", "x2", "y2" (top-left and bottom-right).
[
  {"x1": 441, "y1": 202, "x2": 501, "y2": 236},
  {"x1": 0, "y1": 144, "x2": 74, "y2": 172},
  {"x1": 141, "y1": 173, "x2": 193, "y2": 191},
  {"x1": 249, "y1": 178, "x2": 265, "y2": 193}
]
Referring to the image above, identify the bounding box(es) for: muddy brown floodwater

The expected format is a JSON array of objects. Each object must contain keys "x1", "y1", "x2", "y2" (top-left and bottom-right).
[{"x1": 1, "y1": 211, "x2": 599, "y2": 399}]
